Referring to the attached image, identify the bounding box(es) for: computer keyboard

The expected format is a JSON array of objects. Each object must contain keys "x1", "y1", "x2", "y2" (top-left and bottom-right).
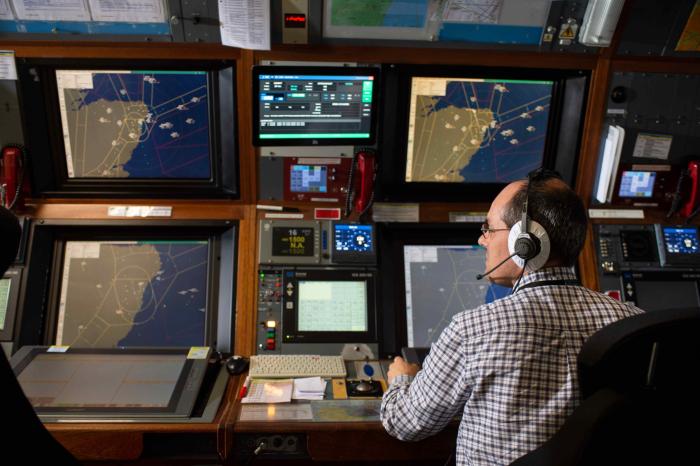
[{"x1": 249, "y1": 355, "x2": 347, "y2": 378}]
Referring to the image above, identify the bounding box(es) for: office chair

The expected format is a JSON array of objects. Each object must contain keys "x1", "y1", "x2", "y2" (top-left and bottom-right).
[
  {"x1": 511, "y1": 307, "x2": 700, "y2": 466},
  {"x1": 0, "y1": 207, "x2": 81, "y2": 465}
]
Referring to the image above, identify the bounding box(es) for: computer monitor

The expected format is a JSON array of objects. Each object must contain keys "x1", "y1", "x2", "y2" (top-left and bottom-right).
[
  {"x1": 17, "y1": 59, "x2": 237, "y2": 197},
  {"x1": 378, "y1": 64, "x2": 587, "y2": 201},
  {"x1": 16, "y1": 220, "x2": 236, "y2": 351},
  {"x1": 10, "y1": 346, "x2": 209, "y2": 421},
  {"x1": 378, "y1": 223, "x2": 511, "y2": 355},
  {"x1": 281, "y1": 268, "x2": 377, "y2": 344},
  {"x1": 252, "y1": 66, "x2": 379, "y2": 146},
  {"x1": 403, "y1": 245, "x2": 510, "y2": 347}
]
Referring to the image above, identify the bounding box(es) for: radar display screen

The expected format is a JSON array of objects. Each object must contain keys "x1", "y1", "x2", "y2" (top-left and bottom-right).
[
  {"x1": 56, "y1": 240, "x2": 209, "y2": 347},
  {"x1": 272, "y1": 227, "x2": 315, "y2": 256},
  {"x1": 405, "y1": 77, "x2": 553, "y2": 183},
  {"x1": 662, "y1": 227, "x2": 699, "y2": 255},
  {"x1": 254, "y1": 67, "x2": 378, "y2": 145},
  {"x1": 290, "y1": 165, "x2": 328, "y2": 193},
  {"x1": 297, "y1": 280, "x2": 367, "y2": 332},
  {"x1": 56, "y1": 69, "x2": 212, "y2": 179},
  {"x1": 619, "y1": 171, "x2": 655, "y2": 198},
  {"x1": 404, "y1": 245, "x2": 511, "y2": 347}
]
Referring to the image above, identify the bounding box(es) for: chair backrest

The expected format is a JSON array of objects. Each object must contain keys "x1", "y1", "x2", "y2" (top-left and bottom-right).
[
  {"x1": 511, "y1": 307, "x2": 700, "y2": 466},
  {"x1": 578, "y1": 307, "x2": 700, "y2": 399},
  {"x1": 0, "y1": 207, "x2": 80, "y2": 464}
]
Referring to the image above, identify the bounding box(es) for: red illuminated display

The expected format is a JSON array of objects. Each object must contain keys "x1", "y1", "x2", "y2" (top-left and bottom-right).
[{"x1": 284, "y1": 13, "x2": 306, "y2": 28}]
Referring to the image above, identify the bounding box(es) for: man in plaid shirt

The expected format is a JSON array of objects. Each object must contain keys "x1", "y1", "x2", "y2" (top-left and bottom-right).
[{"x1": 381, "y1": 173, "x2": 642, "y2": 465}]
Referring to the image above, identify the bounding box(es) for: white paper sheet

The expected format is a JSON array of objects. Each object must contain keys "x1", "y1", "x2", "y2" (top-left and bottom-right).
[
  {"x1": 241, "y1": 379, "x2": 293, "y2": 404},
  {"x1": 0, "y1": 0, "x2": 14, "y2": 20},
  {"x1": 88, "y1": 0, "x2": 166, "y2": 23},
  {"x1": 0, "y1": 50, "x2": 17, "y2": 80},
  {"x1": 12, "y1": 0, "x2": 91, "y2": 21},
  {"x1": 292, "y1": 377, "x2": 327, "y2": 400},
  {"x1": 218, "y1": 0, "x2": 270, "y2": 50}
]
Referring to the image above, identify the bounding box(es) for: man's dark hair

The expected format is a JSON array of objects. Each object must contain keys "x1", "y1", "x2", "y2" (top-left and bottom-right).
[{"x1": 501, "y1": 174, "x2": 588, "y2": 267}]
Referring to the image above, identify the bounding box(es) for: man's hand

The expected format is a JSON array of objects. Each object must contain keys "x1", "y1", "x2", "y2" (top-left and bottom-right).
[{"x1": 387, "y1": 356, "x2": 420, "y2": 384}]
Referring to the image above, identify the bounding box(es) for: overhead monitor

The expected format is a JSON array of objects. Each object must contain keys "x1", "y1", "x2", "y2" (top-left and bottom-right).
[
  {"x1": 17, "y1": 220, "x2": 236, "y2": 351},
  {"x1": 378, "y1": 65, "x2": 587, "y2": 201},
  {"x1": 252, "y1": 66, "x2": 379, "y2": 146},
  {"x1": 17, "y1": 59, "x2": 237, "y2": 197},
  {"x1": 405, "y1": 77, "x2": 554, "y2": 184},
  {"x1": 403, "y1": 245, "x2": 511, "y2": 347},
  {"x1": 281, "y1": 268, "x2": 376, "y2": 344},
  {"x1": 11, "y1": 346, "x2": 209, "y2": 421}
]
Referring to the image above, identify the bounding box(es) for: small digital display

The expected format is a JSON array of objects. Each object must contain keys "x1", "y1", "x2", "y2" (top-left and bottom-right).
[
  {"x1": 619, "y1": 171, "x2": 656, "y2": 198},
  {"x1": 663, "y1": 227, "x2": 700, "y2": 255},
  {"x1": 272, "y1": 227, "x2": 315, "y2": 256},
  {"x1": 284, "y1": 13, "x2": 306, "y2": 28},
  {"x1": 334, "y1": 224, "x2": 373, "y2": 253},
  {"x1": 297, "y1": 280, "x2": 367, "y2": 332},
  {"x1": 0, "y1": 278, "x2": 10, "y2": 331},
  {"x1": 290, "y1": 165, "x2": 327, "y2": 193}
]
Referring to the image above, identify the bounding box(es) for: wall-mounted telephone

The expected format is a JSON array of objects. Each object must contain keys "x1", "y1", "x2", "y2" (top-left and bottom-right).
[
  {"x1": 680, "y1": 160, "x2": 699, "y2": 219},
  {"x1": 0, "y1": 145, "x2": 29, "y2": 210},
  {"x1": 344, "y1": 149, "x2": 376, "y2": 218}
]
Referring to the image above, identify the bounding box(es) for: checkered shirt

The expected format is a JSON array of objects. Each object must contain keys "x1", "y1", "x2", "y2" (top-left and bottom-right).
[{"x1": 381, "y1": 267, "x2": 643, "y2": 466}]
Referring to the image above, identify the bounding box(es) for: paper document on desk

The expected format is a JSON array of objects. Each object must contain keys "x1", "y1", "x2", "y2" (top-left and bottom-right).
[
  {"x1": 292, "y1": 377, "x2": 326, "y2": 400},
  {"x1": 241, "y1": 379, "x2": 293, "y2": 404}
]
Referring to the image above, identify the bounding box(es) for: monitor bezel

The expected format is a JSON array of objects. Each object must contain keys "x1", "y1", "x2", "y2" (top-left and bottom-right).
[
  {"x1": 0, "y1": 266, "x2": 22, "y2": 342},
  {"x1": 10, "y1": 345, "x2": 208, "y2": 418},
  {"x1": 252, "y1": 65, "x2": 380, "y2": 147},
  {"x1": 16, "y1": 58, "x2": 238, "y2": 198},
  {"x1": 377, "y1": 64, "x2": 588, "y2": 202},
  {"x1": 281, "y1": 268, "x2": 377, "y2": 344},
  {"x1": 16, "y1": 220, "x2": 237, "y2": 352}
]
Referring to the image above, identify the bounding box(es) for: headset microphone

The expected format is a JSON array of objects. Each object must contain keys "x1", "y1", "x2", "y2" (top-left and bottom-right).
[{"x1": 476, "y1": 251, "x2": 519, "y2": 280}]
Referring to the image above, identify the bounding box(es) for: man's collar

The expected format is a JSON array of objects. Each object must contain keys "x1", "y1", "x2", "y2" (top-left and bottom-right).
[{"x1": 513, "y1": 266, "x2": 578, "y2": 293}]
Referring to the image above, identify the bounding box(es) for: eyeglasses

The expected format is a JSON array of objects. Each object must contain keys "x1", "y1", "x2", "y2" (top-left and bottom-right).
[{"x1": 480, "y1": 223, "x2": 510, "y2": 238}]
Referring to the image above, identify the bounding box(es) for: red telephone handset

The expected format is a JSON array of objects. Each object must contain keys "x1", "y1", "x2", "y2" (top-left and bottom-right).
[
  {"x1": 681, "y1": 160, "x2": 699, "y2": 218},
  {"x1": 345, "y1": 149, "x2": 376, "y2": 217},
  {"x1": 0, "y1": 145, "x2": 29, "y2": 210}
]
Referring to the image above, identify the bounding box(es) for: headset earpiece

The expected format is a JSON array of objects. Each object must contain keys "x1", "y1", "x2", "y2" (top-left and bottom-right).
[{"x1": 508, "y1": 220, "x2": 550, "y2": 271}]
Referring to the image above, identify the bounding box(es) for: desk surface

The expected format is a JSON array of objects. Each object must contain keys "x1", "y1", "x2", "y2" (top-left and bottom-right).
[{"x1": 46, "y1": 372, "x2": 457, "y2": 464}]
